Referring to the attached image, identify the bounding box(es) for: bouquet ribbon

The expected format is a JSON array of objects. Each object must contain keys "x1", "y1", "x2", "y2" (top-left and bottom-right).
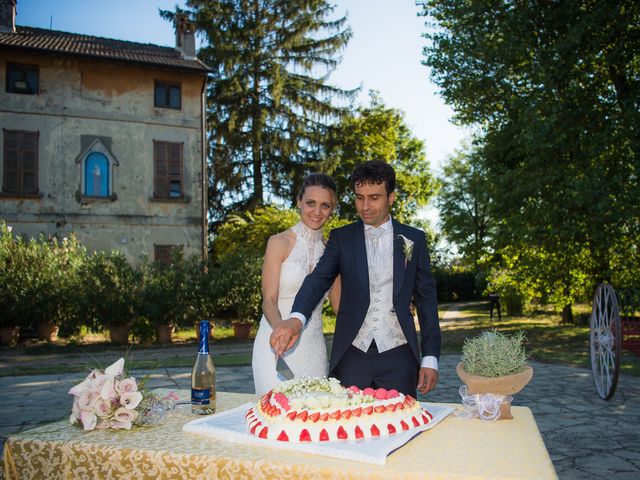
[{"x1": 456, "y1": 385, "x2": 512, "y2": 422}]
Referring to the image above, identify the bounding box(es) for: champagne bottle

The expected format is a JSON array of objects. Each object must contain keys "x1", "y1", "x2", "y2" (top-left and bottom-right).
[{"x1": 191, "y1": 320, "x2": 216, "y2": 414}]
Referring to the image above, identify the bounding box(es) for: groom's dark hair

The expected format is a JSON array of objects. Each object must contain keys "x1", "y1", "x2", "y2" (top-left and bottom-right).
[{"x1": 351, "y1": 160, "x2": 396, "y2": 195}]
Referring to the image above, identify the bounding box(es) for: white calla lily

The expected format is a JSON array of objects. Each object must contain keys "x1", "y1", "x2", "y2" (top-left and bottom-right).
[
  {"x1": 68, "y1": 378, "x2": 91, "y2": 397},
  {"x1": 104, "y1": 357, "x2": 125, "y2": 377}
]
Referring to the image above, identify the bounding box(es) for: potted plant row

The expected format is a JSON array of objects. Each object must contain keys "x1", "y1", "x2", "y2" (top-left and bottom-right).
[{"x1": 0, "y1": 225, "x2": 86, "y2": 345}]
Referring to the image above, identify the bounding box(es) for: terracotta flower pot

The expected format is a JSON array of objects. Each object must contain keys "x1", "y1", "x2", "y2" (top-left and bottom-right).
[
  {"x1": 155, "y1": 324, "x2": 175, "y2": 344},
  {"x1": 456, "y1": 362, "x2": 533, "y2": 419},
  {"x1": 37, "y1": 322, "x2": 60, "y2": 342},
  {"x1": 109, "y1": 325, "x2": 130, "y2": 344},
  {"x1": 233, "y1": 321, "x2": 252, "y2": 340},
  {"x1": 0, "y1": 326, "x2": 19, "y2": 346}
]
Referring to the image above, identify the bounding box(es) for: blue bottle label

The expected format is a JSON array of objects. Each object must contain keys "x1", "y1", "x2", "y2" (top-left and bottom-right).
[
  {"x1": 199, "y1": 320, "x2": 210, "y2": 354},
  {"x1": 191, "y1": 388, "x2": 211, "y2": 405}
]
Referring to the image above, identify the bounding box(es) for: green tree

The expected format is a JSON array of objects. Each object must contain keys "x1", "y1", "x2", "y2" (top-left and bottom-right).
[
  {"x1": 212, "y1": 205, "x2": 299, "y2": 261},
  {"x1": 419, "y1": 0, "x2": 640, "y2": 316},
  {"x1": 437, "y1": 143, "x2": 494, "y2": 271},
  {"x1": 486, "y1": 243, "x2": 595, "y2": 320},
  {"x1": 162, "y1": 1, "x2": 356, "y2": 225},
  {"x1": 323, "y1": 92, "x2": 436, "y2": 223},
  {"x1": 212, "y1": 204, "x2": 349, "y2": 261},
  {"x1": 210, "y1": 205, "x2": 350, "y2": 323}
]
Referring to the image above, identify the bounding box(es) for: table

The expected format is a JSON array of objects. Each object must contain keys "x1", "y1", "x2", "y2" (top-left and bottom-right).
[{"x1": 3, "y1": 391, "x2": 557, "y2": 479}]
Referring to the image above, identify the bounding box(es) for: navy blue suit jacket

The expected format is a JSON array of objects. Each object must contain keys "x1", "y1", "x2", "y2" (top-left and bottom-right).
[{"x1": 291, "y1": 220, "x2": 441, "y2": 374}]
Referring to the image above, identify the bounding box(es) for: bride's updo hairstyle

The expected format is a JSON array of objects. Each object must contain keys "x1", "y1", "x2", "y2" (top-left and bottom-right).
[{"x1": 297, "y1": 173, "x2": 338, "y2": 206}]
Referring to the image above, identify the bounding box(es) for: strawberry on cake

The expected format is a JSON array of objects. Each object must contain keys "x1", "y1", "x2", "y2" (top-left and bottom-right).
[{"x1": 244, "y1": 377, "x2": 433, "y2": 442}]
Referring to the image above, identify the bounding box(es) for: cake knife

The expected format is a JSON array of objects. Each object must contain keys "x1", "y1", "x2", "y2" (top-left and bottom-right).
[{"x1": 276, "y1": 356, "x2": 294, "y2": 381}]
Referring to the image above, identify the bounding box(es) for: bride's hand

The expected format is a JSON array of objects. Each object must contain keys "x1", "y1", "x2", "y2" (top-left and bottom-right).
[{"x1": 270, "y1": 318, "x2": 302, "y2": 357}]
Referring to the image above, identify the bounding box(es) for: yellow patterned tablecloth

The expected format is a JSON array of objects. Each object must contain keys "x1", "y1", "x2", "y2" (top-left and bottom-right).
[{"x1": 3, "y1": 391, "x2": 557, "y2": 479}]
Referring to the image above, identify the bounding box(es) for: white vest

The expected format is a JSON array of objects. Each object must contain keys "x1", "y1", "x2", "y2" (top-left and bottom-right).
[{"x1": 352, "y1": 222, "x2": 407, "y2": 353}]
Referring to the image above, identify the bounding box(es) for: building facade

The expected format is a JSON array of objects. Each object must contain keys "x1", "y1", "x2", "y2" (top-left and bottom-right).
[{"x1": 0, "y1": 0, "x2": 209, "y2": 264}]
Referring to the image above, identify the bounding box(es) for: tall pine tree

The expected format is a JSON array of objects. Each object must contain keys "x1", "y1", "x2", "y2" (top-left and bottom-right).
[{"x1": 163, "y1": 1, "x2": 356, "y2": 226}]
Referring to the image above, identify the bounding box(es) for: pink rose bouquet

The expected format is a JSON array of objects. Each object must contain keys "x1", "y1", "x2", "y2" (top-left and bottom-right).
[{"x1": 69, "y1": 357, "x2": 174, "y2": 431}]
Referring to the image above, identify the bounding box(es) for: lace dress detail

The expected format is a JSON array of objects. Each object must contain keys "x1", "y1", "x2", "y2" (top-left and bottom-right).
[{"x1": 252, "y1": 222, "x2": 329, "y2": 395}]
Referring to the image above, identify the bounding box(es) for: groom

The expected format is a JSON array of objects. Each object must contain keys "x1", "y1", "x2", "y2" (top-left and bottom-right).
[{"x1": 270, "y1": 160, "x2": 441, "y2": 397}]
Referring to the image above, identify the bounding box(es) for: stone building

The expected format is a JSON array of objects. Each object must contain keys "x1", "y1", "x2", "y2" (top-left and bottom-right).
[{"x1": 0, "y1": 0, "x2": 210, "y2": 264}]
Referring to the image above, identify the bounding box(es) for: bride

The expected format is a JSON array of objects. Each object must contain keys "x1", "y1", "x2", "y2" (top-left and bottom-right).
[{"x1": 252, "y1": 173, "x2": 340, "y2": 395}]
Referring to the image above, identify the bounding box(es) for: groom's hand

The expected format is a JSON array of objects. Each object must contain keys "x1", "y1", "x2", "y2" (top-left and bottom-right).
[
  {"x1": 417, "y1": 367, "x2": 438, "y2": 394},
  {"x1": 270, "y1": 318, "x2": 303, "y2": 357}
]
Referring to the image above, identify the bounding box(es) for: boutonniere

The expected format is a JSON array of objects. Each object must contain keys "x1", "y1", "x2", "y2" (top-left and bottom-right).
[{"x1": 397, "y1": 234, "x2": 414, "y2": 266}]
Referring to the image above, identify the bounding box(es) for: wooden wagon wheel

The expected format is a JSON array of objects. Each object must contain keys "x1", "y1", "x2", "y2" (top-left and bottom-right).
[{"x1": 590, "y1": 284, "x2": 622, "y2": 400}]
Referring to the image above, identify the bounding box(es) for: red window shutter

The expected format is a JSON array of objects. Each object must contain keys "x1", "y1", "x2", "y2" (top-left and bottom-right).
[
  {"x1": 168, "y1": 142, "x2": 183, "y2": 196},
  {"x1": 3, "y1": 130, "x2": 38, "y2": 194},
  {"x1": 153, "y1": 141, "x2": 168, "y2": 198},
  {"x1": 21, "y1": 132, "x2": 38, "y2": 193},
  {"x1": 3, "y1": 131, "x2": 19, "y2": 193},
  {"x1": 153, "y1": 141, "x2": 182, "y2": 199}
]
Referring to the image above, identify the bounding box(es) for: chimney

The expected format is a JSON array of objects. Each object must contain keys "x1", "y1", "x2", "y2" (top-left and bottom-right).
[
  {"x1": 175, "y1": 13, "x2": 196, "y2": 59},
  {"x1": 0, "y1": 0, "x2": 16, "y2": 33}
]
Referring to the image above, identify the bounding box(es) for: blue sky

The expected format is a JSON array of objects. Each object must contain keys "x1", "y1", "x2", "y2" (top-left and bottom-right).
[{"x1": 17, "y1": 0, "x2": 468, "y2": 173}]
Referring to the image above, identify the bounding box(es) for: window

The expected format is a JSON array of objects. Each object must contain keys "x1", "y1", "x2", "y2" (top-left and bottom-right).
[
  {"x1": 2, "y1": 130, "x2": 38, "y2": 195},
  {"x1": 154, "y1": 81, "x2": 181, "y2": 109},
  {"x1": 6, "y1": 63, "x2": 39, "y2": 94},
  {"x1": 154, "y1": 244, "x2": 182, "y2": 266},
  {"x1": 153, "y1": 141, "x2": 183, "y2": 199}
]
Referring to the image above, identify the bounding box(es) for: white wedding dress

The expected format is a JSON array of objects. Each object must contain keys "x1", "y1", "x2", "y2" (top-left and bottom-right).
[{"x1": 252, "y1": 222, "x2": 329, "y2": 395}]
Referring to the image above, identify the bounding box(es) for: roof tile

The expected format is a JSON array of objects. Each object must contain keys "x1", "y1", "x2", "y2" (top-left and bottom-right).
[{"x1": 0, "y1": 26, "x2": 210, "y2": 72}]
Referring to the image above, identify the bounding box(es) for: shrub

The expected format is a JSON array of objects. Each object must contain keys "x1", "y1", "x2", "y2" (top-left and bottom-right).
[
  {"x1": 39, "y1": 234, "x2": 86, "y2": 334},
  {"x1": 78, "y1": 251, "x2": 142, "y2": 329},
  {"x1": 0, "y1": 224, "x2": 85, "y2": 333},
  {"x1": 0, "y1": 223, "x2": 23, "y2": 328},
  {"x1": 214, "y1": 249, "x2": 263, "y2": 324},
  {"x1": 140, "y1": 251, "x2": 214, "y2": 328},
  {"x1": 140, "y1": 253, "x2": 186, "y2": 328},
  {"x1": 461, "y1": 330, "x2": 527, "y2": 377},
  {"x1": 185, "y1": 254, "x2": 218, "y2": 325},
  {"x1": 129, "y1": 316, "x2": 155, "y2": 344}
]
